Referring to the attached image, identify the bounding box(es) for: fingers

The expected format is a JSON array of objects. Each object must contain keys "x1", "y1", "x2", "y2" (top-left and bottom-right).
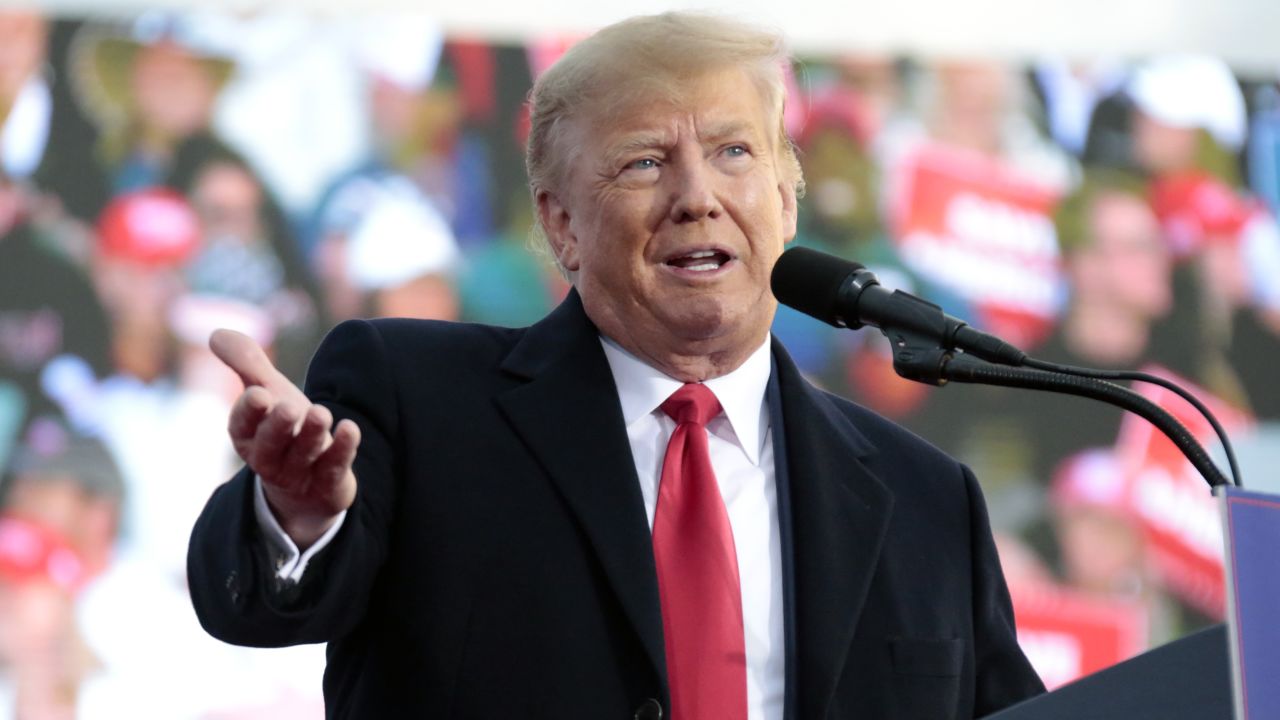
[
  {"x1": 240, "y1": 399, "x2": 360, "y2": 504},
  {"x1": 209, "y1": 329, "x2": 303, "y2": 401},
  {"x1": 276, "y1": 405, "x2": 336, "y2": 480},
  {"x1": 228, "y1": 386, "x2": 272, "y2": 441},
  {"x1": 248, "y1": 401, "x2": 307, "y2": 482},
  {"x1": 313, "y1": 419, "x2": 361, "y2": 487}
]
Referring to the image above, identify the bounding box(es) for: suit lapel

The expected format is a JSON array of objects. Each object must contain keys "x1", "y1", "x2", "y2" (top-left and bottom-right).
[
  {"x1": 494, "y1": 290, "x2": 669, "y2": 693},
  {"x1": 772, "y1": 341, "x2": 894, "y2": 719}
]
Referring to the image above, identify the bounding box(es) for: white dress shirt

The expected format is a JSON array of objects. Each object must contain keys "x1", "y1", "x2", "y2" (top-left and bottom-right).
[
  {"x1": 255, "y1": 333, "x2": 785, "y2": 719},
  {"x1": 599, "y1": 334, "x2": 784, "y2": 720}
]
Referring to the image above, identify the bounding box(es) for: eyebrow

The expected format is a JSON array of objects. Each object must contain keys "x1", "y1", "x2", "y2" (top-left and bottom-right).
[
  {"x1": 602, "y1": 133, "x2": 672, "y2": 169},
  {"x1": 698, "y1": 120, "x2": 760, "y2": 145},
  {"x1": 601, "y1": 120, "x2": 765, "y2": 166}
]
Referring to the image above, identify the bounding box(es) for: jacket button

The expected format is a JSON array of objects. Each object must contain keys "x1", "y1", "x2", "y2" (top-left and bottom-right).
[
  {"x1": 633, "y1": 698, "x2": 662, "y2": 720},
  {"x1": 225, "y1": 570, "x2": 241, "y2": 604}
]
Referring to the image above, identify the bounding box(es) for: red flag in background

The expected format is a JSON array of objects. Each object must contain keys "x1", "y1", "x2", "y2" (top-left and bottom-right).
[
  {"x1": 1113, "y1": 366, "x2": 1252, "y2": 618},
  {"x1": 1010, "y1": 580, "x2": 1149, "y2": 690}
]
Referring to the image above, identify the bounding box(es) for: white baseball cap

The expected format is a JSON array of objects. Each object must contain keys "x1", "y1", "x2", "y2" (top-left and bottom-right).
[
  {"x1": 1128, "y1": 54, "x2": 1247, "y2": 150},
  {"x1": 345, "y1": 180, "x2": 460, "y2": 291}
]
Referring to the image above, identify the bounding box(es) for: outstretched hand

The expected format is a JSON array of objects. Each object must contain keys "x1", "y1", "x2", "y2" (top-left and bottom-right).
[{"x1": 210, "y1": 329, "x2": 360, "y2": 549}]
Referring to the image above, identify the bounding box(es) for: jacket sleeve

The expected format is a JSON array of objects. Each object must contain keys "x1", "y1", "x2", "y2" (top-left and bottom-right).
[
  {"x1": 963, "y1": 464, "x2": 1047, "y2": 716},
  {"x1": 187, "y1": 318, "x2": 403, "y2": 647}
]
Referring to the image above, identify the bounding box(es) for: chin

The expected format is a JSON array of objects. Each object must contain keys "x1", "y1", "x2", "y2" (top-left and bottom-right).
[{"x1": 667, "y1": 297, "x2": 766, "y2": 345}]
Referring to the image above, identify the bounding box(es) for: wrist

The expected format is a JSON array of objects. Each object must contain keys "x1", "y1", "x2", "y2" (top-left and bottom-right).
[{"x1": 261, "y1": 487, "x2": 344, "y2": 550}]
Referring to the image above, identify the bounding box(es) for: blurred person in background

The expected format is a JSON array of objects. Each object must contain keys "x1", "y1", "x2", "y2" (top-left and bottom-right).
[
  {"x1": 196, "y1": 10, "x2": 368, "y2": 216},
  {"x1": 1128, "y1": 55, "x2": 1280, "y2": 418},
  {"x1": 0, "y1": 424, "x2": 123, "y2": 720},
  {"x1": 453, "y1": 36, "x2": 577, "y2": 327},
  {"x1": 1047, "y1": 448, "x2": 1193, "y2": 646},
  {"x1": 69, "y1": 294, "x2": 326, "y2": 720},
  {"x1": 770, "y1": 84, "x2": 881, "y2": 383},
  {"x1": 783, "y1": 81, "x2": 973, "y2": 417},
  {"x1": 884, "y1": 59, "x2": 1075, "y2": 189},
  {"x1": 342, "y1": 184, "x2": 461, "y2": 321},
  {"x1": 2, "y1": 12, "x2": 111, "y2": 228},
  {"x1": 304, "y1": 14, "x2": 446, "y2": 259},
  {"x1": 877, "y1": 59, "x2": 1073, "y2": 357},
  {"x1": 0, "y1": 511, "x2": 84, "y2": 720},
  {"x1": 1030, "y1": 59, "x2": 1129, "y2": 159},
  {"x1": 1041, "y1": 171, "x2": 1173, "y2": 387},
  {"x1": 1017, "y1": 173, "x2": 1173, "y2": 514},
  {"x1": 1050, "y1": 449, "x2": 1148, "y2": 600},
  {"x1": 0, "y1": 172, "x2": 112, "y2": 439},
  {"x1": 924, "y1": 171, "x2": 1176, "y2": 558},
  {"x1": 311, "y1": 175, "x2": 460, "y2": 322},
  {"x1": 90, "y1": 188, "x2": 198, "y2": 383},
  {"x1": 1, "y1": 12, "x2": 52, "y2": 190},
  {"x1": 164, "y1": 134, "x2": 323, "y2": 381},
  {"x1": 69, "y1": 14, "x2": 236, "y2": 196}
]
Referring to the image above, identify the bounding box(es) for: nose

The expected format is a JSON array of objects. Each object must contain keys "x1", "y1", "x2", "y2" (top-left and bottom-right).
[{"x1": 667, "y1": 153, "x2": 721, "y2": 224}]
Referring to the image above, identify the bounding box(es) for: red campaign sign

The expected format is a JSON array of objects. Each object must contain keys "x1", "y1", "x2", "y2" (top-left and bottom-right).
[
  {"x1": 888, "y1": 143, "x2": 1063, "y2": 348},
  {"x1": 1009, "y1": 580, "x2": 1148, "y2": 690},
  {"x1": 1113, "y1": 366, "x2": 1253, "y2": 618}
]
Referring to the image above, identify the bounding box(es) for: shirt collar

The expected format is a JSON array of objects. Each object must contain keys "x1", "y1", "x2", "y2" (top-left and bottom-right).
[{"x1": 599, "y1": 333, "x2": 773, "y2": 464}]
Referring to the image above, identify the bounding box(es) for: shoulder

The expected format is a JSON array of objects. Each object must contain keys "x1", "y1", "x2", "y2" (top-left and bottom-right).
[
  {"x1": 317, "y1": 317, "x2": 526, "y2": 370},
  {"x1": 301, "y1": 318, "x2": 531, "y2": 405}
]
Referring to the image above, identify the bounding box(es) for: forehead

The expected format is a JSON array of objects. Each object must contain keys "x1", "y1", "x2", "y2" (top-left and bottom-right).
[
  {"x1": 573, "y1": 66, "x2": 774, "y2": 151},
  {"x1": 1090, "y1": 193, "x2": 1159, "y2": 239}
]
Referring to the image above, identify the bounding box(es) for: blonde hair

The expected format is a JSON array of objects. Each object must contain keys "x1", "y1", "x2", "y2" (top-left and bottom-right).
[{"x1": 526, "y1": 12, "x2": 804, "y2": 259}]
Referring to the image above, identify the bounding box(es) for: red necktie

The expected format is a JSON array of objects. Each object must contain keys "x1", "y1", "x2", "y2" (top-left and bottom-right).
[{"x1": 652, "y1": 383, "x2": 748, "y2": 720}]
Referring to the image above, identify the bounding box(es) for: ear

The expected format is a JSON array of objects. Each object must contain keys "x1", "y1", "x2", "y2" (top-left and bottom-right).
[
  {"x1": 536, "y1": 189, "x2": 581, "y2": 272},
  {"x1": 778, "y1": 180, "x2": 799, "y2": 245}
]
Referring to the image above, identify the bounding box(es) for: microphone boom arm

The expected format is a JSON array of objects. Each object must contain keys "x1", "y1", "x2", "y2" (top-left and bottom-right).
[{"x1": 891, "y1": 344, "x2": 1233, "y2": 488}]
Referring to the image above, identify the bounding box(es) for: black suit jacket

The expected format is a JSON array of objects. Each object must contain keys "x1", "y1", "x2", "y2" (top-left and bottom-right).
[{"x1": 188, "y1": 291, "x2": 1043, "y2": 719}]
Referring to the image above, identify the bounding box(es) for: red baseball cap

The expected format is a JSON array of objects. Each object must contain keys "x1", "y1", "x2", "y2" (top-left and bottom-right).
[
  {"x1": 96, "y1": 188, "x2": 201, "y2": 266},
  {"x1": 0, "y1": 514, "x2": 85, "y2": 592}
]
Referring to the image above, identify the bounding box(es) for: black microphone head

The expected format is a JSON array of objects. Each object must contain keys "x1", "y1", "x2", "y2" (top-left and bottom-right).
[{"x1": 771, "y1": 246, "x2": 865, "y2": 327}]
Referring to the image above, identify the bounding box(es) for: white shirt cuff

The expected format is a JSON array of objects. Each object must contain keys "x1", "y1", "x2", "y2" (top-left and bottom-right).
[{"x1": 253, "y1": 475, "x2": 348, "y2": 583}]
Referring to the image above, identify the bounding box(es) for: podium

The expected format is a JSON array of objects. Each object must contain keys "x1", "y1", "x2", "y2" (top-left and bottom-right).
[
  {"x1": 983, "y1": 624, "x2": 1230, "y2": 719},
  {"x1": 983, "y1": 486, "x2": 1280, "y2": 720}
]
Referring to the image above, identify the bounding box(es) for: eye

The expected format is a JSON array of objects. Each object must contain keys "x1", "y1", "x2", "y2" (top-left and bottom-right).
[
  {"x1": 723, "y1": 144, "x2": 750, "y2": 158},
  {"x1": 626, "y1": 157, "x2": 659, "y2": 171}
]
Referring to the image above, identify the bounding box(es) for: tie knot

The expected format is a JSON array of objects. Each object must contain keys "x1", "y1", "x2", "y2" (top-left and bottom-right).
[{"x1": 661, "y1": 383, "x2": 722, "y2": 427}]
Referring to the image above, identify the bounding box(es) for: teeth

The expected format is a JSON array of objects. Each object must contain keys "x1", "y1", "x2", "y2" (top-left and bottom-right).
[
  {"x1": 687, "y1": 250, "x2": 716, "y2": 259},
  {"x1": 687, "y1": 263, "x2": 719, "y2": 272}
]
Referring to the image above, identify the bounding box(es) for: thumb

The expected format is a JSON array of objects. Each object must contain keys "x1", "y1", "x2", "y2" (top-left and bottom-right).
[{"x1": 209, "y1": 328, "x2": 295, "y2": 397}]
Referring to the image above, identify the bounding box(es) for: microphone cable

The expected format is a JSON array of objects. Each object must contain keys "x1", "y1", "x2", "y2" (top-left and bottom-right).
[{"x1": 1017, "y1": 357, "x2": 1243, "y2": 487}]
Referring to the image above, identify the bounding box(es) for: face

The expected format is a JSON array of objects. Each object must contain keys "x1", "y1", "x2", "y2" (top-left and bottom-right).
[
  {"x1": 539, "y1": 67, "x2": 797, "y2": 376},
  {"x1": 1087, "y1": 193, "x2": 1171, "y2": 318},
  {"x1": 1058, "y1": 506, "x2": 1145, "y2": 595},
  {"x1": 1132, "y1": 110, "x2": 1198, "y2": 174},
  {"x1": 130, "y1": 41, "x2": 219, "y2": 137},
  {"x1": 190, "y1": 161, "x2": 263, "y2": 243},
  {"x1": 375, "y1": 274, "x2": 460, "y2": 321},
  {"x1": 0, "y1": 12, "x2": 46, "y2": 104}
]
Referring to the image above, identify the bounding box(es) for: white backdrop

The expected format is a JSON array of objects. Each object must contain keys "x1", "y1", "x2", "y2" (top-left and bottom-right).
[{"x1": 25, "y1": 0, "x2": 1280, "y2": 71}]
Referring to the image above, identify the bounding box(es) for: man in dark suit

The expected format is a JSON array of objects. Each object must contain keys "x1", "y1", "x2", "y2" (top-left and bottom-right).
[{"x1": 188, "y1": 12, "x2": 1043, "y2": 719}]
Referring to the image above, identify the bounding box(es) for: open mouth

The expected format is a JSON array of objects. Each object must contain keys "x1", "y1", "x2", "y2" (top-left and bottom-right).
[{"x1": 664, "y1": 249, "x2": 733, "y2": 272}]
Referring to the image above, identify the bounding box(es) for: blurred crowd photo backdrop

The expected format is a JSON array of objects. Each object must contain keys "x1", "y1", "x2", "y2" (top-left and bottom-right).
[{"x1": 3, "y1": 5, "x2": 1280, "y2": 718}]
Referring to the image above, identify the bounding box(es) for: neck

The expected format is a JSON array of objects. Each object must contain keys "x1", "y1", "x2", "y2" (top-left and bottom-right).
[{"x1": 611, "y1": 333, "x2": 763, "y2": 383}]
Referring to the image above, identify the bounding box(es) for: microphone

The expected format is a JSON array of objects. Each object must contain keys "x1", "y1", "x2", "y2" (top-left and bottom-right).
[
  {"x1": 770, "y1": 246, "x2": 1240, "y2": 488},
  {"x1": 770, "y1": 246, "x2": 1026, "y2": 366}
]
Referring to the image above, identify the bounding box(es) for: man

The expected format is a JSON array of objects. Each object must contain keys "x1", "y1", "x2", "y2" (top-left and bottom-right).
[
  {"x1": 188, "y1": 13, "x2": 1043, "y2": 719},
  {"x1": 977, "y1": 170, "x2": 1176, "y2": 489}
]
